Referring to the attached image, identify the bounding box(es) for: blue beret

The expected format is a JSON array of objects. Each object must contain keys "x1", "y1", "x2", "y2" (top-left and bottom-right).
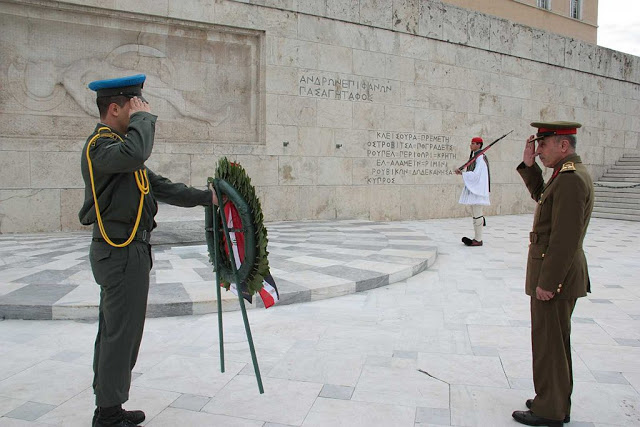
[{"x1": 88, "y1": 74, "x2": 146, "y2": 100}]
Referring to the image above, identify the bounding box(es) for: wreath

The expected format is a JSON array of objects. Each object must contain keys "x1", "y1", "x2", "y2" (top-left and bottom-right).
[{"x1": 205, "y1": 157, "x2": 270, "y2": 298}]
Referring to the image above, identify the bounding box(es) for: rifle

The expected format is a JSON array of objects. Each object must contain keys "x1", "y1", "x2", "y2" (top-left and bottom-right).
[{"x1": 457, "y1": 130, "x2": 514, "y2": 171}]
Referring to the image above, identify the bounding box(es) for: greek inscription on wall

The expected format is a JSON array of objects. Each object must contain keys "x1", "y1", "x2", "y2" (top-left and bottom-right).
[
  {"x1": 366, "y1": 131, "x2": 457, "y2": 184},
  {"x1": 299, "y1": 73, "x2": 393, "y2": 102}
]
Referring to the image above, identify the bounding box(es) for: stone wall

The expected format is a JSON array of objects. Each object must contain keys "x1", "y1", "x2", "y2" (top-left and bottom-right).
[{"x1": 0, "y1": 0, "x2": 639, "y2": 233}]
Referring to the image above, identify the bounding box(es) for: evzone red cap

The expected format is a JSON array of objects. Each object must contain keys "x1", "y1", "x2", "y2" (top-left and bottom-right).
[{"x1": 471, "y1": 137, "x2": 483, "y2": 143}]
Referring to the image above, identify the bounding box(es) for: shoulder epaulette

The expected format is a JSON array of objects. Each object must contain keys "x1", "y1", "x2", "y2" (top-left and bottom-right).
[
  {"x1": 559, "y1": 161, "x2": 576, "y2": 173},
  {"x1": 90, "y1": 127, "x2": 123, "y2": 146}
]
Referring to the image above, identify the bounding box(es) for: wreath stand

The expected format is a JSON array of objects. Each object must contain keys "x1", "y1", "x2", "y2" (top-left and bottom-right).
[{"x1": 205, "y1": 177, "x2": 264, "y2": 394}]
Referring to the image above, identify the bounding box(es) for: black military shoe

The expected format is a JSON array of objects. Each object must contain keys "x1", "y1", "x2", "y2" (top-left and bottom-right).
[
  {"x1": 512, "y1": 410, "x2": 563, "y2": 427},
  {"x1": 94, "y1": 406, "x2": 145, "y2": 427},
  {"x1": 526, "y1": 399, "x2": 570, "y2": 423},
  {"x1": 462, "y1": 237, "x2": 473, "y2": 246}
]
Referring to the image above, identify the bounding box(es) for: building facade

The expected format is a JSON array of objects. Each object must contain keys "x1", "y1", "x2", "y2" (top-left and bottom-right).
[
  {"x1": 444, "y1": 0, "x2": 598, "y2": 43},
  {"x1": 0, "y1": 0, "x2": 638, "y2": 233}
]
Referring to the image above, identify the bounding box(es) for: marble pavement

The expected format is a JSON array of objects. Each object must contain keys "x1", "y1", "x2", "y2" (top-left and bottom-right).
[{"x1": 0, "y1": 214, "x2": 639, "y2": 426}]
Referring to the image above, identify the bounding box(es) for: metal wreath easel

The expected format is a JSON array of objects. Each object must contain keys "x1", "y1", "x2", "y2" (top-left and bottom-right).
[{"x1": 205, "y1": 178, "x2": 264, "y2": 394}]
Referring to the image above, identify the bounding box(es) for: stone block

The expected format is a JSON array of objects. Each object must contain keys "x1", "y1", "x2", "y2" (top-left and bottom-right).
[
  {"x1": 229, "y1": 155, "x2": 279, "y2": 186},
  {"x1": 266, "y1": 93, "x2": 279, "y2": 125},
  {"x1": 189, "y1": 154, "x2": 223, "y2": 186},
  {"x1": 414, "y1": 109, "x2": 443, "y2": 134},
  {"x1": 334, "y1": 129, "x2": 370, "y2": 158},
  {"x1": 0, "y1": 151, "x2": 31, "y2": 189},
  {"x1": 368, "y1": 186, "x2": 401, "y2": 220},
  {"x1": 317, "y1": 44, "x2": 353, "y2": 74},
  {"x1": 267, "y1": 65, "x2": 300, "y2": 95},
  {"x1": 297, "y1": 14, "x2": 336, "y2": 45},
  {"x1": 398, "y1": 33, "x2": 435, "y2": 61},
  {"x1": 456, "y1": 49, "x2": 502, "y2": 74},
  {"x1": 418, "y1": 0, "x2": 444, "y2": 39},
  {"x1": 216, "y1": 0, "x2": 297, "y2": 37},
  {"x1": 268, "y1": 36, "x2": 319, "y2": 69},
  {"x1": 510, "y1": 23, "x2": 533, "y2": 59},
  {"x1": 0, "y1": 189, "x2": 61, "y2": 233},
  {"x1": 276, "y1": 95, "x2": 317, "y2": 126},
  {"x1": 279, "y1": 156, "x2": 318, "y2": 185},
  {"x1": 317, "y1": 157, "x2": 353, "y2": 186},
  {"x1": 298, "y1": 0, "x2": 326, "y2": 16},
  {"x1": 385, "y1": 55, "x2": 415, "y2": 82},
  {"x1": 624, "y1": 132, "x2": 640, "y2": 150},
  {"x1": 298, "y1": 185, "x2": 336, "y2": 219},
  {"x1": 491, "y1": 74, "x2": 531, "y2": 99},
  {"x1": 531, "y1": 29, "x2": 549, "y2": 64},
  {"x1": 31, "y1": 152, "x2": 83, "y2": 189},
  {"x1": 489, "y1": 17, "x2": 512, "y2": 55},
  {"x1": 360, "y1": 0, "x2": 393, "y2": 30},
  {"x1": 146, "y1": 153, "x2": 192, "y2": 185},
  {"x1": 353, "y1": 102, "x2": 386, "y2": 130},
  {"x1": 168, "y1": 0, "x2": 217, "y2": 23},
  {"x1": 442, "y1": 3, "x2": 468, "y2": 45},
  {"x1": 352, "y1": 157, "x2": 371, "y2": 186},
  {"x1": 258, "y1": 185, "x2": 300, "y2": 220},
  {"x1": 335, "y1": 186, "x2": 370, "y2": 218},
  {"x1": 467, "y1": 11, "x2": 490, "y2": 50},
  {"x1": 114, "y1": 0, "x2": 168, "y2": 16},
  {"x1": 392, "y1": 0, "x2": 419, "y2": 35},
  {"x1": 317, "y1": 99, "x2": 353, "y2": 129},
  {"x1": 384, "y1": 105, "x2": 415, "y2": 131},
  {"x1": 353, "y1": 50, "x2": 387, "y2": 79},
  {"x1": 266, "y1": 124, "x2": 299, "y2": 154},
  {"x1": 297, "y1": 127, "x2": 335, "y2": 157},
  {"x1": 326, "y1": 0, "x2": 360, "y2": 23},
  {"x1": 60, "y1": 189, "x2": 88, "y2": 231},
  {"x1": 548, "y1": 33, "x2": 566, "y2": 67}
]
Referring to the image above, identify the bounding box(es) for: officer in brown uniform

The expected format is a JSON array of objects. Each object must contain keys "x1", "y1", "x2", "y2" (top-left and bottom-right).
[
  {"x1": 512, "y1": 121, "x2": 594, "y2": 427},
  {"x1": 79, "y1": 75, "x2": 217, "y2": 427}
]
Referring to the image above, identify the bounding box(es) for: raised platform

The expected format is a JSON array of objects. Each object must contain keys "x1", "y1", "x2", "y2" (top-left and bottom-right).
[{"x1": 0, "y1": 214, "x2": 437, "y2": 320}]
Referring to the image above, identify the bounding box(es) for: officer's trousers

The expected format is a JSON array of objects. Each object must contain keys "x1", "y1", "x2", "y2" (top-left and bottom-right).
[
  {"x1": 90, "y1": 241, "x2": 151, "y2": 407},
  {"x1": 530, "y1": 296, "x2": 577, "y2": 421}
]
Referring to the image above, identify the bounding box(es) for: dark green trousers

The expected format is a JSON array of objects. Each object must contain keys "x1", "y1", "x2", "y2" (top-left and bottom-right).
[
  {"x1": 90, "y1": 240, "x2": 151, "y2": 407},
  {"x1": 530, "y1": 296, "x2": 577, "y2": 421}
]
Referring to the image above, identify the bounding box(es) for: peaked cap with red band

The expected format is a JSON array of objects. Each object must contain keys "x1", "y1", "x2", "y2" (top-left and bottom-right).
[
  {"x1": 471, "y1": 137, "x2": 483, "y2": 143},
  {"x1": 531, "y1": 121, "x2": 581, "y2": 141}
]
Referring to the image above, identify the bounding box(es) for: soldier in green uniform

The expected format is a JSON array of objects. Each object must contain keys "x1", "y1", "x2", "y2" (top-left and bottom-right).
[
  {"x1": 512, "y1": 121, "x2": 594, "y2": 427},
  {"x1": 79, "y1": 75, "x2": 217, "y2": 427}
]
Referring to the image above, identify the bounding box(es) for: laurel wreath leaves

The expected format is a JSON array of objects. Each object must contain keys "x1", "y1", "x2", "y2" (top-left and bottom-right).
[{"x1": 207, "y1": 157, "x2": 270, "y2": 297}]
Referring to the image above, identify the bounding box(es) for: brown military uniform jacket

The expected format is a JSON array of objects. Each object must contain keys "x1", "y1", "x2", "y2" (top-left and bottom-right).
[{"x1": 517, "y1": 153, "x2": 594, "y2": 298}]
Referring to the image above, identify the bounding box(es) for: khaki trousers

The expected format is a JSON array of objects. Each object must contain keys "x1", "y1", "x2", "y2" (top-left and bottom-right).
[{"x1": 530, "y1": 296, "x2": 577, "y2": 421}]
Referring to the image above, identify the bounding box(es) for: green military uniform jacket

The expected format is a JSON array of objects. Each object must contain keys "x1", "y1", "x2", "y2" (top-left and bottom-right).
[
  {"x1": 79, "y1": 112, "x2": 211, "y2": 237},
  {"x1": 516, "y1": 153, "x2": 594, "y2": 298}
]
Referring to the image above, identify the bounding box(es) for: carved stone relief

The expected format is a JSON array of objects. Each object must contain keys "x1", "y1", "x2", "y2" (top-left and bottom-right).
[{"x1": 1, "y1": 8, "x2": 263, "y2": 143}]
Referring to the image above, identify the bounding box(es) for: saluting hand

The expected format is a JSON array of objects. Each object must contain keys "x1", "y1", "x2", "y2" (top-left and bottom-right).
[
  {"x1": 129, "y1": 96, "x2": 151, "y2": 116},
  {"x1": 523, "y1": 135, "x2": 537, "y2": 167}
]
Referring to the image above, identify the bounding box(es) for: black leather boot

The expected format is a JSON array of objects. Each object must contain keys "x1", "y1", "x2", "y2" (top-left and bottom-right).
[{"x1": 94, "y1": 406, "x2": 145, "y2": 427}]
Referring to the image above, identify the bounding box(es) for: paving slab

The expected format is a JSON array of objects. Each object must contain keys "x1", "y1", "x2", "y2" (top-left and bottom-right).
[{"x1": 0, "y1": 214, "x2": 638, "y2": 426}]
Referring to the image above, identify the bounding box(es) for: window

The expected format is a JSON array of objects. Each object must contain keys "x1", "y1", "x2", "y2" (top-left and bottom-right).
[
  {"x1": 570, "y1": 0, "x2": 582, "y2": 19},
  {"x1": 537, "y1": 0, "x2": 550, "y2": 10}
]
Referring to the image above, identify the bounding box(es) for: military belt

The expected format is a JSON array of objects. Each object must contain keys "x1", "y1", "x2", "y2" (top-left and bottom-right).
[
  {"x1": 92, "y1": 229, "x2": 151, "y2": 244},
  {"x1": 529, "y1": 232, "x2": 549, "y2": 244}
]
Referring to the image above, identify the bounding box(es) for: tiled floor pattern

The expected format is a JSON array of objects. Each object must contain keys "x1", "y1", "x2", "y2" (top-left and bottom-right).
[
  {"x1": 0, "y1": 214, "x2": 639, "y2": 426},
  {"x1": 0, "y1": 220, "x2": 436, "y2": 320}
]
